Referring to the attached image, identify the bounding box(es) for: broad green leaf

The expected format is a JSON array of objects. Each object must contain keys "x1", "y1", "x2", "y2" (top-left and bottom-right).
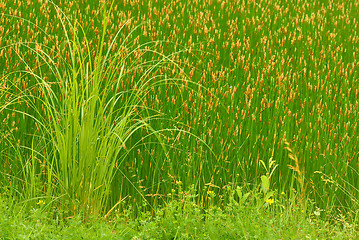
[{"x1": 261, "y1": 175, "x2": 270, "y2": 193}]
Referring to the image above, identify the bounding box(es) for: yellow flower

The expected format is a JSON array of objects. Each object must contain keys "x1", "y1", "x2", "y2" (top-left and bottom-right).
[
  {"x1": 265, "y1": 198, "x2": 274, "y2": 205},
  {"x1": 207, "y1": 190, "x2": 215, "y2": 198},
  {"x1": 36, "y1": 200, "x2": 45, "y2": 205}
]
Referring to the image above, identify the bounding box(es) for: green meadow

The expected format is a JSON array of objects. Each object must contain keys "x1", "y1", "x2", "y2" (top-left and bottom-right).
[{"x1": 0, "y1": 0, "x2": 358, "y2": 238}]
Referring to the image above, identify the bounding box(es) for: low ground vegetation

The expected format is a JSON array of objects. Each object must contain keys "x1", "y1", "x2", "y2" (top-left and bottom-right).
[{"x1": 1, "y1": 185, "x2": 358, "y2": 239}]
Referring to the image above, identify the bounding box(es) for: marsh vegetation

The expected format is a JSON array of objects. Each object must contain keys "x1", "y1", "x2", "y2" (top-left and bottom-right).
[{"x1": 0, "y1": 0, "x2": 358, "y2": 238}]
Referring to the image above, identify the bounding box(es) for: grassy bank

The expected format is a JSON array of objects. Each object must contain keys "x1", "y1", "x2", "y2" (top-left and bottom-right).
[{"x1": 1, "y1": 186, "x2": 358, "y2": 239}]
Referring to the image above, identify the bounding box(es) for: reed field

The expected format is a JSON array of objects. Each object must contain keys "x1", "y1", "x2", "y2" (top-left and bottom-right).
[{"x1": 0, "y1": 0, "x2": 358, "y2": 226}]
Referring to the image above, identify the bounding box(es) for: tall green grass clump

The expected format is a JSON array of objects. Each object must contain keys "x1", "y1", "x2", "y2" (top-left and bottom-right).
[{"x1": 0, "y1": 1, "x2": 190, "y2": 216}]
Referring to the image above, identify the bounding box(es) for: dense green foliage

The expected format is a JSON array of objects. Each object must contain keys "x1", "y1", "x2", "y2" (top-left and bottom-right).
[
  {"x1": 0, "y1": 0, "x2": 358, "y2": 229},
  {"x1": 1, "y1": 188, "x2": 358, "y2": 239}
]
